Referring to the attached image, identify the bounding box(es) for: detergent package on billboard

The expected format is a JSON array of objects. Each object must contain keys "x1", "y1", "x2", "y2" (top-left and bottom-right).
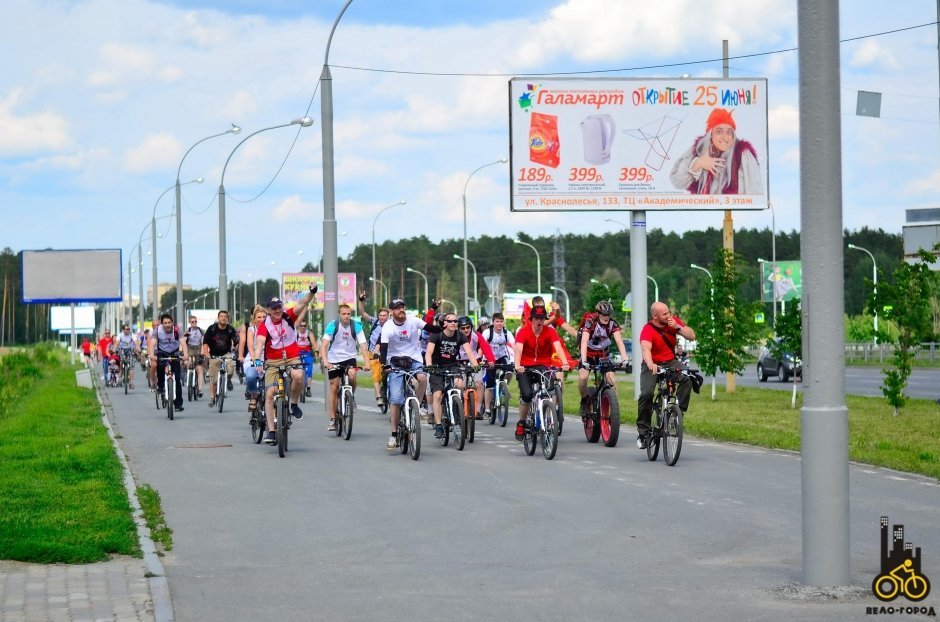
[{"x1": 529, "y1": 112, "x2": 560, "y2": 168}]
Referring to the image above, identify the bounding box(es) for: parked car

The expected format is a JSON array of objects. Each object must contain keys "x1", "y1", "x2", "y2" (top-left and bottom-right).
[{"x1": 757, "y1": 340, "x2": 802, "y2": 382}]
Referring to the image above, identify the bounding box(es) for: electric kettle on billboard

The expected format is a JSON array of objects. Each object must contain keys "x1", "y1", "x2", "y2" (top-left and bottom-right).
[{"x1": 580, "y1": 114, "x2": 616, "y2": 165}]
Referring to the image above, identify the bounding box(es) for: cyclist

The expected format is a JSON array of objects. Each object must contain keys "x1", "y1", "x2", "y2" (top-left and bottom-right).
[
  {"x1": 202, "y1": 310, "x2": 238, "y2": 407},
  {"x1": 480, "y1": 312, "x2": 515, "y2": 419},
  {"x1": 320, "y1": 303, "x2": 370, "y2": 432},
  {"x1": 512, "y1": 305, "x2": 570, "y2": 440},
  {"x1": 456, "y1": 316, "x2": 495, "y2": 419},
  {"x1": 138, "y1": 328, "x2": 150, "y2": 367},
  {"x1": 425, "y1": 312, "x2": 479, "y2": 438},
  {"x1": 636, "y1": 301, "x2": 697, "y2": 449},
  {"x1": 96, "y1": 328, "x2": 113, "y2": 382},
  {"x1": 183, "y1": 316, "x2": 205, "y2": 398},
  {"x1": 379, "y1": 298, "x2": 437, "y2": 451},
  {"x1": 239, "y1": 306, "x2": 267, "y2": 414},
  {"x1": 295, "y1": 307, "x2": 317, "y2": 398},
  {"x1": 115, "y1": 324, "x2": 141, "y2": 389},
  {"x1": 577, "y1": 300, "x2": 631, "y2": 415},
  {"x1": 148, "y1": 313, "x2": 184, "y2": 412},
  {"x1": 253, "y1": 287, "x2": 317, "y2": 445}
]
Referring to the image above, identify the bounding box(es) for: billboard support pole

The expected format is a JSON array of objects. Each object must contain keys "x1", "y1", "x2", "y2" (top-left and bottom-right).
[
  {"x1": 722, "y1": 39, "x2": 736, "y2": 394},
  {"x1": 70, "y1": 303, "x2": 76, "y2": 365}
]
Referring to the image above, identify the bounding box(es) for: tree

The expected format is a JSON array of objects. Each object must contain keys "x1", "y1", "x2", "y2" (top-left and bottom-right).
[
  {"x1": 768, "y1": 298, "x2": 802, "y2": 408},
  {"x1": 688, "y1": 248, "x2": 762, "y2": 400},
  {"x1": 868, "y1": 248, "x2": 937, "y2": 415}
]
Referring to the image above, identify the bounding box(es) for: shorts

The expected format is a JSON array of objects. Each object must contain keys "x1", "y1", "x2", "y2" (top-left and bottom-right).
[
  {"x1": 327, "y1": 357, "x2": 356, "y2": 380},
  {"x1": 428, "y1": 366, "x2": 461, "y2": 394},
  {"x1": 369, "y1": 354, "x2": 384, "y2": 385},
  {"x1": 263, "y1": 356, "x2": 303, "y2": 386},
  {"x1": 207, "y1": 356, "x2": 235, "y2": 384},
  {"x1": 298, "y1": 350, "x2": 314, "y2": 379},
  {"x1": 387, "y1": 359, "x2": 424, "y2": 406}
]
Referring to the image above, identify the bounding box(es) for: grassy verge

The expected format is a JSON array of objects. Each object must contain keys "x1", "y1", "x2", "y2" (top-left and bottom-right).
[
  {"x1": 137, "y1": 484, "x2": 173, "y2": 552},
  {"x1": 0, "y1": 345, "x2": 140, "y2": 563},
  {"x1": 554, "y1": 376, "x2": 940, "y2": 480}
]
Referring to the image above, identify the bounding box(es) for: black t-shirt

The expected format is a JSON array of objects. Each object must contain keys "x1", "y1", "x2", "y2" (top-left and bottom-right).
[
  {"x1": 204, "y1": 323, "x2": 238, "y2": 356},
  {"x1": 427, "y1": 330, "x2": 467, "y2": 367}
]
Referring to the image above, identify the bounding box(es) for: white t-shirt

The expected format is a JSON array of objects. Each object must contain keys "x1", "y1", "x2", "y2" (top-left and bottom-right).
[
  {"x1": 380, "y1": 316, "x2": 427, "y2": 363},
  {"x1": 323, "y1": 320, "x2": 366, "y2": 363}
]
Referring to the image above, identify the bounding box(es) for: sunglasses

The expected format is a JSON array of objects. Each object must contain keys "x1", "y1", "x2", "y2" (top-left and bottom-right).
[
  {"x1": 299, "y1": 324, "x2": 307, "y2": 328},
  {"x1": 444, "y1": 319, "x2": 457, "y2": 323}
]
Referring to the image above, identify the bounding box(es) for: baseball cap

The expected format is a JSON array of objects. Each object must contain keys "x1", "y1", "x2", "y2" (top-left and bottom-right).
[
  {"x1": 266, "y1": 297, "x2": 284, "y2": 308},
  {"x1": 529, "y1": 305, "x2": 548, "y2": 319},
  {"x1": 389, "y1": 298, "x2": 406, "y2": 309}
]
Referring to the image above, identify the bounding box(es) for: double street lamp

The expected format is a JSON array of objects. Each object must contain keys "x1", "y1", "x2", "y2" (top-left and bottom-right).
[
  {"x1": 590, "y1": 278, "x2": 611, "y2": 301},
  {"x1": 218, "y1": 118, "x2": 314, "y2": 311},
  {"x1": 371, "y1": 200, "x2": 407, "y2": 305},
  {"x1": 462, "y1": 158, "x2": 507, "y2": 314},
  {"x1": 154, "y1": 178, "x2": 202, "y2": 324},
  {"x1": 406, "y1": 267, "x2": 429, "y2": 311},
  {"x1": 369, "y1": 277, "x2": 389, "y2": 308}
]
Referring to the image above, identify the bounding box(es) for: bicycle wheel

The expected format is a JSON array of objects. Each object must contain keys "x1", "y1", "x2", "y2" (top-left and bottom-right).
[
  {"x1": 452, "y1": 394, "x2": 465, "y2": 451},
  {"x1": 407, "y1": 398, "x2": 421, "y2": 460},
  {"x1": 217, "y1": 374, "x2": 226, "y2": 413},
  {"x1": 343, "y1": 392, "x2": 354, "y2": 441},
  {"x1": 646, "y1": 406, "x2": 661, "y2": 461},
  {"x1": 523, "y1": 415, "x2": 537, "y2": 456},
  {"x1": 600, "y1": 387, "x2": 620, "y2": 447},
  {"x1": 154, "y1": 384, "x2": 161, "y2": 409},
  {"x1": 277, "y1": 399, "x2": 288, "y2": 458},
  {"x1": 662, "y1": 405, "x2": 683, "y2": 466},
  {"x1": 553, "y1": 383, "x2": 564, "y2": 436},
  {"x1": 187, "y1": 372, "x2": 194, "y2": 402},
  {"x1": 465, "y1": 390, "x2": 476, "y2": 443},
  {"x1": 496, "y1": 381, "x2": 509, "y2": 427},
  {"x1": 250, "y1": 406, "x2": 265, "y2": 444},
  {"x1": 540, "y1": 400, "x2": 558, "y2": 460},
  {"x1": 166, "y1": 380, "x2": 174, "y2": 421},
  {"x1": 123, "y1": 364, "x2": 129, "y2": 394},
  {"x1": 583, "y1": 390, "x2": 601, "y2": 443},
  {"x1": 379, "y1": 379, "x2": 389, "y2": 414}
]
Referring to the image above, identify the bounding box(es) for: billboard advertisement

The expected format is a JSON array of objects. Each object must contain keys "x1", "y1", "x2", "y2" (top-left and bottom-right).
[
  {"x1": 22, "y1": 249, "x2": 122, "y2": 303},
  {"x1": 49, "y1": 305, "x2": 96, "y2": 332},
  {"x1": 281, "y1": 273, "x2": 358, "y2": 310},
  {"x1": 760, "y1": 260, "x2": 802, "y2": 303},
  {"x1": 509, "y1": 77, "x2": 768, "y2": 212}
]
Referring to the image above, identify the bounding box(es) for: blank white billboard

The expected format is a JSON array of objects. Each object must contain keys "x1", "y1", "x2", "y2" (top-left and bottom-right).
[
  {"x1": 22, "y1": 249, "x2": 122, "y2": 303},
  {"x1": 50, "y1": 305, "x2": 96, "y2": 331}
]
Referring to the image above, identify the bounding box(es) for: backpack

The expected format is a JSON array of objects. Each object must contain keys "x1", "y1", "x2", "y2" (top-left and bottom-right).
[{"x1": 575, "y1": 312, "x2": 597, "y2": 350}]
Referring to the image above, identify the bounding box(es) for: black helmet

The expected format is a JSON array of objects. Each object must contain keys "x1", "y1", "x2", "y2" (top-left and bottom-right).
[
  {"x1": 595, "y1": 300, "x2": 614, "y2": 316},
  {"x1": 457, "y1": 316, "x2": 472, "y2": 328}
]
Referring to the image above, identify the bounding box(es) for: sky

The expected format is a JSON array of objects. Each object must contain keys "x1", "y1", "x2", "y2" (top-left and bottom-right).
[{"x1": 1, "y1": 0, "x2": 938, "y2": 294}]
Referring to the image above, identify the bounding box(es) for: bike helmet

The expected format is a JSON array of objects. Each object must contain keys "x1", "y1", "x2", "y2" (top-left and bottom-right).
[
  {"x1": 457, "y1": 316, "x2": 472, "y2": 328},
  {"x1": 595, "y1": 300, "x2": 614, "y2": 316}
]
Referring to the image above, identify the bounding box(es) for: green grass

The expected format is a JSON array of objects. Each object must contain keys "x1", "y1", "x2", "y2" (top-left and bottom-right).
[
  {"x1": 137, "y1": 484, "x2": 173, "y2": 552},
  {"x1": 0, "y1": 345, "x2": 140, "y2": 563},
  {"x1": 557, "y1": 376, "x2": 940, "y2": 480}
]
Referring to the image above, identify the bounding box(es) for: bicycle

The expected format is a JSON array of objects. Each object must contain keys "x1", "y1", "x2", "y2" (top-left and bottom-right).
[
  {"x1": 262, "y1": 362, "x2": 303, "y2": 458},
  {"x1": 155, "y1": 354, "x2": 181, "y2": 421},
  {"x1": 210, "y1": 354, "x2": 235, "y2": 413},
  {"x1": 185, "y1": 355, "x2": 200, "y2": 402},
  {"x1": 426, "y1": 366, "x2": 467, "y2": 450},
  {"x1": 119, "y1": 349, "x2": 135, "y2": 394},
  {"x1": 581, "y1": 359, "x2": 631, "y2": 447},
  {"x1": 330, "y1": 362, "x2": 362, "y2": 441},
  {"x1": 388, "y1": 363, "x2": 422, "y2": 460},
  {"x1": 646, "y1": 367, "x2": 697, "y2": 466},
  {"x1": 461, "y1": 363, "x2": 479, "y2": 444},
  {"x1": 488, "y1": 363, "x2": 514, "y2": 427},
  {"x1": 519, "y1": 366, "x2": 560, "y2": 460}
]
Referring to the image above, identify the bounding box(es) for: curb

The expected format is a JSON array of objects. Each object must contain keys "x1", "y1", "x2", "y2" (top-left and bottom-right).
[{"x1": 94, "y1": 379, "x2": 175, "y2": 622}]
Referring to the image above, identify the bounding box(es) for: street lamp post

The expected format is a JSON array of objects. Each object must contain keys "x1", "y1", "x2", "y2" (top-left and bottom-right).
[
  {"x1": 647, "y1": 275, "x2": 659, "y2": 302},
  {"x1": 406, "y1": 267, "x2": 429, "y2": 311},
  {"x1": 768, "y1": 202, "x2": 777, "y2": 325},
  {"x1": 513, "y1": 239, "x2": 541, "y2": 298},
  {"x1": 590, "y1": 278, "x2": 611, "y2": 301},
  {"x1": 153, "y1": 179, "x2": 202, "y2": 325},
  {"x1": 453, "y1": 254, "x2": 478, "y2": 314},
  {"x1": 175, "y1": 126, "x2": 240, "y2": 325},
  {"x1": 369, "y1": 277, "x2": 388, "y2": 307},
  {"x1": 691, "y1": 263, "x2": 716, "y2": 399},
  {"x1": 462, "y1": 158, "x2": 507, "y2": 314},
  {"x1": 218, "y1": 118, "x2": 313, "y2": 311},
  {"x1": 550, "y1": 285, "x2": 570, "y2": 320},
  {"x1": 371, "y1": 200, "x2": 407, "y2": 305},
  {"x1": 848, "y1": 243, "x2": 877, "y2": 346}
]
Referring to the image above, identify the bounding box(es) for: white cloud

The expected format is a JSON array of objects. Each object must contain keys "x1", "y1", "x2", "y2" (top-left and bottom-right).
[
  {"x1": 25, "y1": 148, "x2": 110, "y2": 172},
  {"x1": 849, "y1": 39, "x2": 901, "y2": 70},
  {"x1": 0, "y1": 88, "x2": 71, "y2": 156},
  {"x1": 182, "y1": 11, "x2": 231, "y2": 47},
  {"x1": 768, "y1": 105, "x2": 799, "y2": 139},
  {"x1": 123, "y1": 133, "x2": 182, "y2": 173},
  {"x1": 158, "y1": 66, "x2": 183, "y2": 82},
  {"x1": 273, "y1": 194, "x2": 319, "y2": 221},
  {"x1": 218, "y1": 90, "x2": 259, "y2": 123},
  {"x1": 100, "y1": 42, "x2": 154, "y2": 74},
  {"x1": 335, "y1": 156, "x2": 389, "y2": 183},
  {"x1": 906, "y1": 168, "x2": 940, "y2": 196}
]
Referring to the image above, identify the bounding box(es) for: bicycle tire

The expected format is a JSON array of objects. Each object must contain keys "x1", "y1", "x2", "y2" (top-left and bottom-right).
[
  {"x1": 337, "y1": 388, "x2": 349, "y2": 438},
  {"x1": 465, "y1": 389, "x2": 475, "y2": 443},
  {"x1": 600, "y1": 387, "x2": 620, "y2": 447},
  {"x1": 646, "y1": 405, "x2": 661, "y2": 461},
  {"x1": 541, "y1": 400, "x2": 558, "y2": 460},
  {"x1": 662, "y1": 405, "x2": 683, "y2": 466},
  {"x1": 343, "y1": 391, "x2": 354, "y2": 441},
  {"x1": 496, "y1": 381, "x2": 509, "y2": 427},
  {"x1": 217, "y1": 373, "x2": 226, "y2": 413},
  {"x1": 250, "y1": 407, "x2": 265, "y2": 444},
  {"x1": 155, "y1": 385, "x2": 161, "y2": 409},
  {"x1": 553, "y1": 383, "x2": 564, "y2": 436},
  {"x1": 452, "y1": 394, "x2": 465, "y2": 451},
  {"x1": 400, "y1": 398, "x2": 415, "y2": 455},
  {"x1": 523, "y1": 415, "x2": 537, "y2": 456},
  {"x1": 167, "y1": 380, "x2": 174, "y2": 421},
  {"x1": 379, "y1": 379, "x2": 389, "y2": 414},
  {"x1": 187, "y1": 371, "x2": 194, "y2": 402},
  {"x1": 123, "y1": 363, "x2": 129, "y2": 394},
  {"x1": 277, "y1": 399, "x2": 288, "y2": 458},
  {"x1": 407, "y1": 398, "x2": 421, "y2": 460}
]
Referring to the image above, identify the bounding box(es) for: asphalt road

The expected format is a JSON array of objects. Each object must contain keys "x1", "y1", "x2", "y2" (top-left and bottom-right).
[
  {"x1": 721, "y1": 365, "x2": 940, "y2": 400},
  {"x1": 104, "y1": 378, "x2": 940, "y2": 622}
]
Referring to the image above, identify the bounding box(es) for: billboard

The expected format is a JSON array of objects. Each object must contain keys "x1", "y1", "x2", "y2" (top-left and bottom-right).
[
  {"x1": 509, "y1": 77, "x2": 768, "y2": 212},
  {"x1": 502, "y1": 293, "x2": 556, "y2": 320},
  {"x1": 281, "y1": 273, "x2": 358, "y2": 310},
  {"x1": 50, "y1": 305, "x2": 96, "y2": 332},
  {"x1": 760, "y1": 260, "x2": 802, "y2": 303},
  {"x1": 22, "y1": 249, "x2": 122, "y2": 303}
]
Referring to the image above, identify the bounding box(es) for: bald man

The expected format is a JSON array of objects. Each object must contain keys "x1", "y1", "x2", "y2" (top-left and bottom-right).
[{"x1": 636, "y1": 301, "x2": 697, "y2": 449}]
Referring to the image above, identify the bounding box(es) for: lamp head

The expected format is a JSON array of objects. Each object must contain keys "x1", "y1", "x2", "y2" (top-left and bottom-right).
[
  {"x1": 194, "y1": 177, "x2": 204, "y2": 183},
  {"x1": 406, "y1": 267, "x2": 414, "y2": 273},
  {"x1": 498, "y1": 157, "x2": 508, "y2": 163},
  {"x1": 847, "y1": 243, "x2": 858, "y2": 250},
  {"x1": 294, "y1": 117, "x2": 314, "y2": 127},
  {"x1": 229, "y1": 124, "x2": 242, "y2": 134},
  {"x1": 453, "y1": 254, "x2": 461, "y2": 260}
]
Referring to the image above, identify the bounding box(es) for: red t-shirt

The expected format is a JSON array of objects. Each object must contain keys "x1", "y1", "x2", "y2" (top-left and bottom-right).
[
  {"x1": 97, "y1": 336, "x2": 113, "y2": 358},
  {"x1": 639, "y1": 317, "x2": 686, "y2": 364},
  {"x1": 515, "y1": 324, "x2": 562, "y2": 367},
  {"x1": 256, "y1": 307, "x2": 301, "y2": 360},
  {"x1": 81, "y1": 340, "x2": 92, "y2": 355}
]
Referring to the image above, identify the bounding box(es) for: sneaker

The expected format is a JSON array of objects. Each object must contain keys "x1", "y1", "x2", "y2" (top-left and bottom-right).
[
  {"x1": 290, "y1": 404, "x2": 303, "y2": 420},
  {"x1": 327, "y1": 420, "x2": 336, "y2": 432},
  {"x1": 129, "y1": 383, "x2": 134, "y2": 389},
  {"x1": 386, "y1": 434, "x2": 398, "y2": 451},
  {"x1": 264, "y1": 431, "x2": 277, "y2": 445},
  {"x1": 305, "y1": 386, "x2": 311, "y2": 397},
  {"x1": 514, "y1": 420, "x2": 526, "y2": 441},
  {"x1": 227, "y1": 379, "x2": 234, "y2": 391},
  {"x1": 176, "y1": 405, "x2": 184, "y2": 412},
  {"x1": 475, "y1": 411, "x2": 485, "y2": 420},
  {"x1": 198, "y1": 391, "x2": 204, "y2": 398},
  {"x1": 636, "y1": 434, "x2": 648, "y2": 450},
  {"x1": 208, "y1": 398, "x2": 216, "y2": 407},
  {"x1": 579, "y1": 396, "x2": 591, "y2": 417},
  {"x1": 434, "y1": 424, "x2": 444, "y2": 438},
  {"x1": 376, "y1": 396, "x2": 385, "y2": 409}
]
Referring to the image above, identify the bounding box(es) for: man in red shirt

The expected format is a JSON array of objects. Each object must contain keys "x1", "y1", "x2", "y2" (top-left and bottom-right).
[
  {"x1": 96, "y1": 329, "x2": 114, "y2": 381},
  {"x1": 252, "y1": 286, "x2": 316, "y2": 445},
  {"x1": 636, "y1": 301, "x2": 697, "y2": 449},
  {"x1": 512, "y1": 305, "x2": 570, "y2": 441}
]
